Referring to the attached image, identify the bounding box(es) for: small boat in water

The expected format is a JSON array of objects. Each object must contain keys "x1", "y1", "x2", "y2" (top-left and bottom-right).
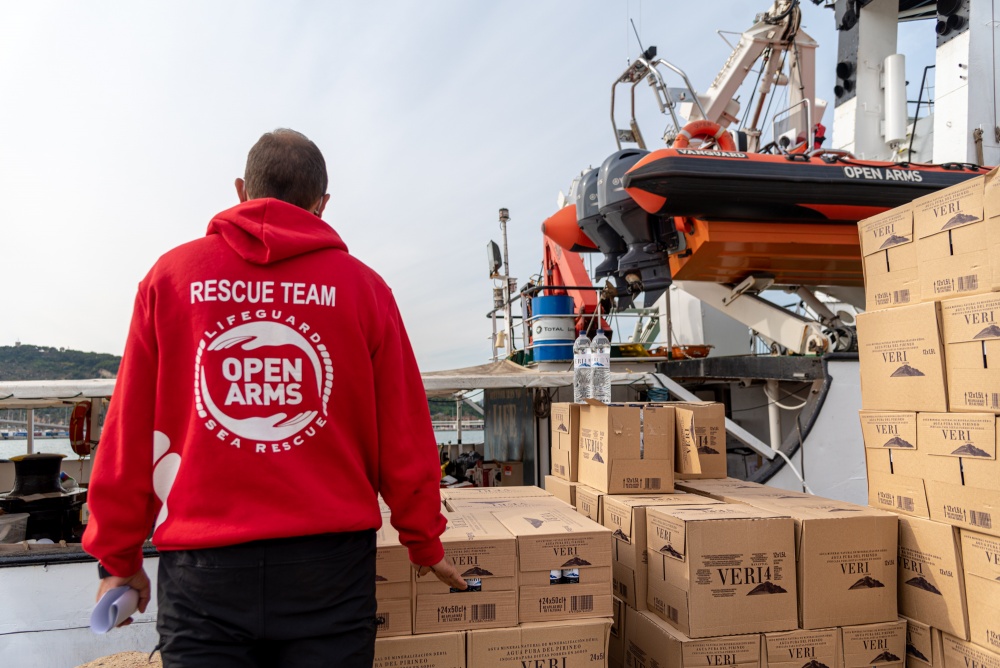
[{"x1": 623, "y1": 147, "x2": 989, "y2": 223}]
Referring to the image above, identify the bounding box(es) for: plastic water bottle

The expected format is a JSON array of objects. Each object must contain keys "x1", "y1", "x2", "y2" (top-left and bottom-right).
[
  {"x1": 591, "y1": 331, "x2": 611, "y2": 404},
  {"x1": 573, "y1": 332, "x2": 592, "y2": 403}
]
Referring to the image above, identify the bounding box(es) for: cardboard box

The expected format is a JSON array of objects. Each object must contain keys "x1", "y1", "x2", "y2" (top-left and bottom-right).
[
  {"x1": 544, "y1": 475, "x2": 578, "y2": 507},
  {"x1": 376, "y1": 524, "x2": 412, "y2": 637},
  {"x1": 439, "y1": 485, "x2": 552, "y2": 502},
  {"x1": 914, "y1": 177, "x2": 991, "y2": 302},
  {"x1": 769, "y1": 497, "x2": 899, "y2": 629},
  {"x1": 625, "y1": 606, "x2": 763, "y2": 668},
  {"x1": 856, "y1": 302, "x2": 949, "y2": 412},
  {"x1": 578, "y1": 402, "x2": 675, "y2": 494},
  {"x1": 762, "y1": 628, "x2": 840, "y2": 668},
  {"x1": 861, "y1": 204, "x2": 920, "y2": 311},
  {"x1": 941, "y1": 632, "x2": 1000, "y2": 668},
  {"x1": 897, "y1": 516, "x2": 969, "y2": 638},
  {"x1": 609, "y1": 597, "x2": 626, "y2": 668},
  {"x1": 500, "y1": 461, "x2": 523, "y2": 486},
  {"x1": 918, "y1": 413, "x2": 995, "y2": 457},
  {"x1": 551, "y1": 402, "x2": 580, "y2": 481},
  {"x1": 841, "y1": 620, "x2": 907, "y2": 668},
  {"x1": 413, "y1": 512, "x2": 517, "y2": 634},
  {"x1": 960, "y1": 530, "x2": 1000, "y2": 653},
  {"x1": 904, "y1": 616, "x2": 944, "y2": 668},
  {"x1": 493, "y1": 506, "x2": 614, "y2": 623},
  {"x1": 375, "y1": 598, "x2": 413, "y2": 638},
  {"x1": 673, "y1": 403, "x2": 728, "y2": 480},
  {"x1": 374, "y1": 631, "x2": 466, "y2": 668},
  {"x1": 862, "y1": 411, "x2": 920, "y2": 451},
  {"x1": 603, "y1": 493, "x2": 722, "y2": 609},
  {"x1": 444, "y1": 496, "x2": 569, "y2": 513},
  {"x1": 913, "y1": 413, "x2": 1000, "y2": 538},
  {"x1": 864, "y1": 444, "x2": 931, "y2": 519},
  {"x1": 645, "y1": 503, "x2": 798, "y2": 637},
  {"x1": 674, "y1": 477, "x2": 795, "y2": 500},
  {"x1": 940, "y1": 293, "x2": 1000, "y2": 413},
  {"x1": 467, "y1": 619, "x2": 612, "y2": 668},
  {"x1": 676, "y1": 486, "x2": 899, "y2": 629},
  {"x1": 575, "y1": 485, "x2": 605, "y2": 523}
]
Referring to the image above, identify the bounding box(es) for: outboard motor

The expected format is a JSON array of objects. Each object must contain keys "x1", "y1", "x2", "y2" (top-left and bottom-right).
[
  {"x1": 575, "y1": 167, "x2": 627, "y2": 278},
  {"x1": 598, "y1": 149, "x2": 681, "y2": 306}
]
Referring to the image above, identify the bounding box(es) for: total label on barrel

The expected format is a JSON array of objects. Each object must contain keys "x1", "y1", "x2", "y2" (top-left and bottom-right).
[{"x1": 533, "y1": 318, "x2": 574, "y2": 342}]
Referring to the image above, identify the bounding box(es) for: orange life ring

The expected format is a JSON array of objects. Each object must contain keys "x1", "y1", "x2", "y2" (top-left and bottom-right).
[
  {"x1": 672, "y1": 120, "x2": 737, "y2": 151},
  {"x1": 69, "y1": 401, "x2": 92, "y2": 457}
]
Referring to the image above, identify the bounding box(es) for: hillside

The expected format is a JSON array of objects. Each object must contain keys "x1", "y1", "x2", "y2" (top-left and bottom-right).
[{"x1": 0, "y1": 344, "x2": 120, "y2": 381}]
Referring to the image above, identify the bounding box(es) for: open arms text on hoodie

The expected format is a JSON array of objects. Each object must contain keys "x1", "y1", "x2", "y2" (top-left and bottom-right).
[{"x1": 83, "y1": 199, "x2": 447, "y2": 576}]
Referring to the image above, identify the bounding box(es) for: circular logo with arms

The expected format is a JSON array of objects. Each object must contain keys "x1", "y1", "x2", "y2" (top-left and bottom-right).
[{"x1": 195, "y1": 318, "x2": 332, "y2": 446}]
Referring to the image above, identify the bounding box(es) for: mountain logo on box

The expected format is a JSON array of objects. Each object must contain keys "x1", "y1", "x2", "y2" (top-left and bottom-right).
[
  {"x1": 890, "y1": 364, "x2": 925, "y2": 377},
  {"x1": 801, "y1": 661, "x2": 831, "y2": 668},
  {"x1": 659, "y1": 544, "x2": 684, "y2": 559},
  {"x1": 612, "y1": 529, "x2": 629, "y2": 541},
  {"x1": 883, "y1": 436, "x2": 915, "y2": 448},
  {"x1": 746, "y1": 581, "x2": 787, "y2": 595},
  {"x1": 591, "y1": 452, "x2": 605, "y2": 463},
  {"x1": 375, "y1": 574, "x2": 387, "y2": 582},
  {"x1": 871, "y1": 652, "x2": 901, "y2": 663},
  {"x1": 849, "y1": 575, "x2": 885, "y2": 589},
  {"x1": 904, "y1": 575, "x2": 942, "y2": 594},
  {"x1": 827, "y1": 508, "x2": 862, "y2": 512},
  {"x1": 951, "y1": 443, "x2": 992, "y2": 457},
  {"x1": 974, "y1": 324, "x2": 1000, "y2": 339},
  {"x1": 525, "y1": 517, "x2": 545, "y2": 528},
  {"x1": 561, "y1": 556, "x2": 592, "y2": 567},
  {"x1": 697, "y1": 445, "x2": 720, "y2": 454},
  {"x1": 906, "y1": 644, "x2": 929, "y2": 662},
  {"x1": 878, "y1": 234, "x2": 911, "y2": 250},
  {"x1": 941, "y1": 212, "x2": 979, "y2": 230},
  {"x1": 462, "y1": 566, "x2": 494, "y2": 577},
  {"x1": 556, "y1": 420, "x2": 568, "y2": 432}
]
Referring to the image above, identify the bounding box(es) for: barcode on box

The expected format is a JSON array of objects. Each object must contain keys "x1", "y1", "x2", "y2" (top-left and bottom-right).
[
  {"x1": 897, "y1": 496, "x2": 915, "y2": 513},
  {"x1": 643, "y1": 478, "x2": 661, "y2": 490},
  {"x1": 993, "y1": 394, "x2": 1000, "y2": 410},
  {"x1": 958, "y1": 275, "x2": 979, "y2": 292},
  {"x1": 893, "y1": 289, "x2": 910, "y2": 304},
  {"x1": 471, "y1": 604, "x2": 496, "y2": 623},
  {"x1": 571, "y1": 595, "x2": 594, "y2": 613},
  {"x1": 971, "y1": 511, "x2": 993, "y2": 529},
  {"x1": 555, "y1": 464, "x2": 565, "y2": 476},
  {"x1": 667, "y1": 606, "x2": 679, "y2": 623},
  {"x1": 619, "y1": 583, "x2": 629, "y2": 600}
]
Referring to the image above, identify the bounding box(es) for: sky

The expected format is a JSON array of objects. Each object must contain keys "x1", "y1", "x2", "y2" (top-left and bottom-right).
[{"x1": 0, "y1": 2, "x2": 936, "y2": 371}]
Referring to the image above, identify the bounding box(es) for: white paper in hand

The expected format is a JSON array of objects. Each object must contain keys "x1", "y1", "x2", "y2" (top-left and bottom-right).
[{"x1": 90, "y1": 586, "x2": 139, "y2": 634}]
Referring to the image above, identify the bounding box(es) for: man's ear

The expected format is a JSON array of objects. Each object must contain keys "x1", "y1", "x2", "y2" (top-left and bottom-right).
[
  {"x1": 235, "y1": 178, "x2": 248, "y2": 203},
  {"x1": 315, "y1": 193, "x2": 331, "y2": 217}
]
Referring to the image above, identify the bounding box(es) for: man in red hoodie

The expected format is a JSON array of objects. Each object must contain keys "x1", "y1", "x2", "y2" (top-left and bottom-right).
[{"x1": 83, "y1": 129, "x2": 464, "y2": 667}]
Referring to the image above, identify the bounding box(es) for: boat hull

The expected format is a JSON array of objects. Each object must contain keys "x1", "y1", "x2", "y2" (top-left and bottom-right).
[{"x1": 624, "y1": 149, "x2": 988, "y2": 222}]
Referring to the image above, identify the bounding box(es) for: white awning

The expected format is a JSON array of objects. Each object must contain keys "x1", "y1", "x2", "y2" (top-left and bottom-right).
[
  {"x1": 422, "y1": 360, "x2": 651, "y2": 395},
  {"x1": 0, "y1": 380, "x2": 116, "y2": 409}
]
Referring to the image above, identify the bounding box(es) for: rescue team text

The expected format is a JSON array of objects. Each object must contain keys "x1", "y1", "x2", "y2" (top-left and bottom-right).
[{"x1": 190, "y1": 280, "x2": 335, "y2": 307}]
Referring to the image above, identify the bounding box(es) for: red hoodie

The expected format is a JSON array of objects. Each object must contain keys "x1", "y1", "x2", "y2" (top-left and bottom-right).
[{"x1": 83, "y1": 198, "x2": 447, "y2": 576}]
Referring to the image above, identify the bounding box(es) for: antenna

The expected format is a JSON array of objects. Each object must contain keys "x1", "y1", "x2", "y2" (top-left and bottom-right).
[{"x1": 631, "y1": 18, "x2": 657, "y2": 61}]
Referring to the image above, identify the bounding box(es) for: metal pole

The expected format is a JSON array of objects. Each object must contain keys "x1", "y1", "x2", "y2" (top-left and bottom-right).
[
  {"x1": 766, "y1": 380, "x2": 782, "y2": 454},
  {"x1": 499, "y1": 208, "x2": 514, "y2": 356},
  {"x1": 26, "y1": 409, "x2": 34, "y2": 455},
  {"x1": 456, "y1": 399, "x2": 463, "y2": 446}
]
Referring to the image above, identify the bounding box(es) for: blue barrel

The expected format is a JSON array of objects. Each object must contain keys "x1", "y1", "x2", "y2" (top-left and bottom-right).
[{"x1": 530, "y1": 295, "x2": 575, "y2": 362}]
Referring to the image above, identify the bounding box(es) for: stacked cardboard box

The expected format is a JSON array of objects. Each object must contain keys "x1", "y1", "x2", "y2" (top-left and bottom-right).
[
  {"x1": 376, "y1": 524, "x2": 414, "y2": 637},
  {"x1": 677, "y1": 479, "x2": 899, "y2": 630},
  {"x1": 857, "y1": 172, "x2": 1000, "y2": 660}
]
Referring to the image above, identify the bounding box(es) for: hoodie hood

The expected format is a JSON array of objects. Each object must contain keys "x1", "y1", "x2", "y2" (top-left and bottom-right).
[{"x1": 207, "y1": 198, "x2": 348, "y2": 265}]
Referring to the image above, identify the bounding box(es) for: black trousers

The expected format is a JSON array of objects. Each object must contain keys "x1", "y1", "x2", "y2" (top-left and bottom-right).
[{"x1": 156, "y1": 530, "x2": 377, "y2": 668}]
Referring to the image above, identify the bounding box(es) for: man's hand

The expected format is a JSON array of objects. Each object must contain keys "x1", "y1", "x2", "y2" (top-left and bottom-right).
[
  {"x1": 95, "y1": 567, "x2": 151, "y2": 627},
  {"x1": 413, "y1": 556, "x2": 468, "y2": 590}
]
